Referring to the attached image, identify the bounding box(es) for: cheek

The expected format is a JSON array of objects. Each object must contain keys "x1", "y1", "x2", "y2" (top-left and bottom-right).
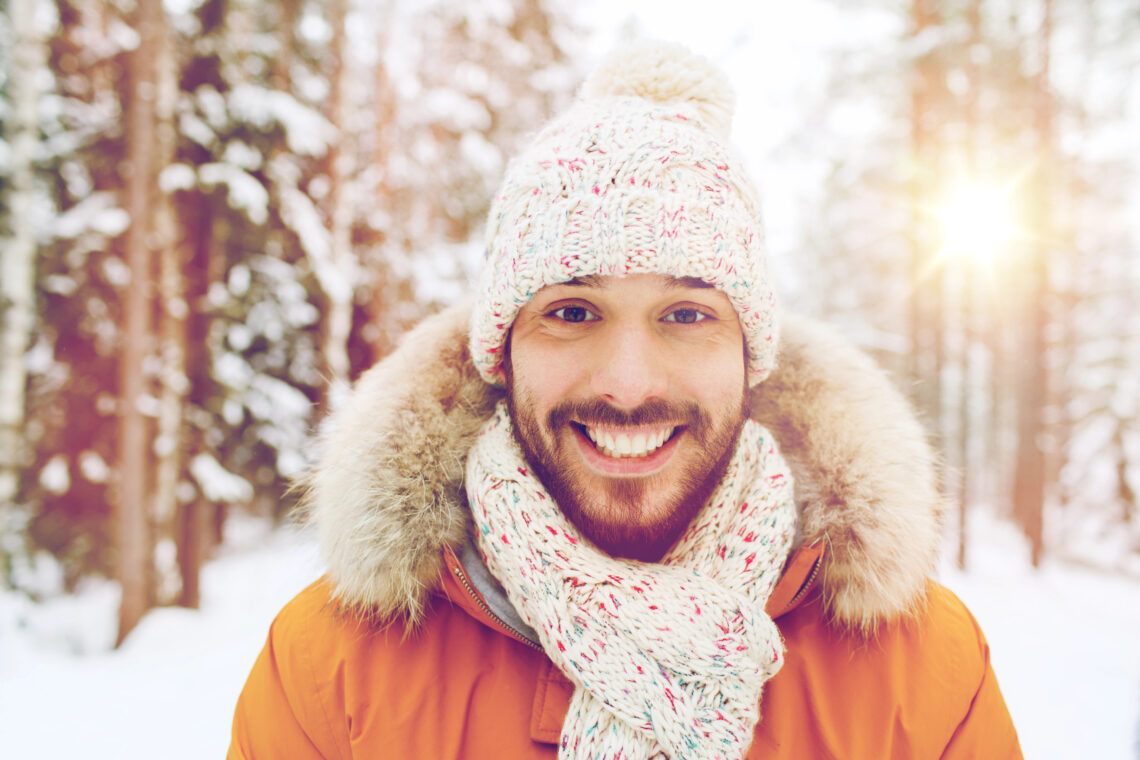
[
  {"x1": 671, "y1": 340, "x2": 746, "y2": 403},
  {"x1": 508, "y1": 340, "x2": 582, "y2": 412}
]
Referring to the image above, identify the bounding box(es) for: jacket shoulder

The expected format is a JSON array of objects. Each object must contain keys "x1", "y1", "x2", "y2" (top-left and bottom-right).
[
  {"x1": 754, "y1": 579, "x2": 1021, "y2": 758},
  {"x1": 919, "y1": 582, "x2": 1023, "y2": 758},
  {"x1": 230, "y1": 578, "x2": 366, "y2": 760},
  {"x1": 272, "y1": 576, "x2": 360, "y2": 643},
  {"x1": 233, "y1": 576, "x2": 559, "y2": 759}
]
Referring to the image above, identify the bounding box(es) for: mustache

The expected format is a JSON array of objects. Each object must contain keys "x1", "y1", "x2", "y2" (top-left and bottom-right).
[{"x1": 548, "y1": 398, "x2": 710, "y2": 436}]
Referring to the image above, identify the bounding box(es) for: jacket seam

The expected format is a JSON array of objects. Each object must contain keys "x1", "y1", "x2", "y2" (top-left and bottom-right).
[{"x1": 530, "y1": 665, "x2": 553, "y2": 741}]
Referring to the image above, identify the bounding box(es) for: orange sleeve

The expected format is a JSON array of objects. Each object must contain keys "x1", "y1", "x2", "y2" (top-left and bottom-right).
[
  {"x1": 938, "y1": 633, "x2": 1024, "y2": 759},
  {"x1": 228, "y1": 583, "x2": 350, "y2": 760}
]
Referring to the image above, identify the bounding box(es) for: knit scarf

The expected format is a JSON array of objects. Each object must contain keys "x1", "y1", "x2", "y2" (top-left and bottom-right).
[{"x1": 466, "y1": 401, "x2": 797, "y2": 759}]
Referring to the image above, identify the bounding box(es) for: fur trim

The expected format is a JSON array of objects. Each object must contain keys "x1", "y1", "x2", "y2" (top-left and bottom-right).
[
  {"x1": 297, "y1": 303, "x2": 500, "y2": 625},
  {"x1": 301, "y1": 302, "x2": 943, "y2": 632},
  {"x1": 750, "y1": 318, "x2": 944, "y2": 633}
]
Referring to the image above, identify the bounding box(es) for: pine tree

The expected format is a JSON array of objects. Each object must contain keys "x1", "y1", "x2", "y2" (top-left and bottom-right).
[{"x1": 0, "y1": 0, "x2": 49, "y2": 581}]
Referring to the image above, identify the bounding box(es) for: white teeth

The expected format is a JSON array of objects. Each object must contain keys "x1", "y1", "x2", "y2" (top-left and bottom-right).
[
  {"x1": 583, "y1": 426, "x2": 675, "y2": 459},
  {"x1": 616, "y1": 434, "x2": 632, "y2": 456},
  {"x1": 601, "y1": 431, "x2": 615, "y2": 452}
]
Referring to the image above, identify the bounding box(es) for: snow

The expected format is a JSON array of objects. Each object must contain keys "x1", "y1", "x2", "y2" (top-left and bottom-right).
[
  {"x1": 189, "y1": 452, "x2": 253, "y2": 503},
  {"x1": 270, "y1": 174, "x2": 355, "y2": 302},
  {"x1": 198, "y1": 162, "x2": 269, "y2": 226},
  {"x1": 52, "y1": 192, "x2": 130, "y2": 240},
  {"x1": 37, "y1": 453, "x2": 68, "y2": 494},
  {"x1": 178, "y1": 110, "x2": 216, "y2": 148},
  {"x1": 226, "y1": 84, "x2": 335, "y2": 157},
  {"x1": 0, "y1": 520, "x2": 322, "y2": 759},
  {"x1": 1, "y1": 512, "x2": 1136, "y2": 759},
  {"x1": 941, "y1": 511, "x2": 1140, "y2": 759},
  {"x1": 78, "y1": 449, "x2": 110, "y2": 483},
  {"x1": 158, "y1": 162, "x2": 197, "y2": 193}
]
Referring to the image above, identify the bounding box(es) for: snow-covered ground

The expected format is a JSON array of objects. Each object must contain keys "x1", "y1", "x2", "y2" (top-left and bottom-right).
[
  {"x1": 942, "y1": 512, "x2": 1140, "y2": 760},
  {"x1": 1, "y1": 510, "x2": 1137, "y2": 759},
  {"x1": 0, "y1": 518, "x2": 323, "y2": 759}
]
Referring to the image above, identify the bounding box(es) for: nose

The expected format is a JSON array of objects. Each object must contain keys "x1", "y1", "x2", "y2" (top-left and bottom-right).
[{"x1": 589, "y1": 322, "x2": 669, "y2": 409}]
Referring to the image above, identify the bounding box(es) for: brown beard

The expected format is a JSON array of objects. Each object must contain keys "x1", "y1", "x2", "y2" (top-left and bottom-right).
[{"x1": 505, "y1": 385, "x2": 747, "y2": 562}]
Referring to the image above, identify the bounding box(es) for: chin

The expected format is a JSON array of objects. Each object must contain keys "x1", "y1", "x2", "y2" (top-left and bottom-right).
[
  {"x1": 556, "y1": 476, "x2": 697, "y2": 561},
  {"x1": 505, "y1": 379, "x2": 747, "y2": 563}
]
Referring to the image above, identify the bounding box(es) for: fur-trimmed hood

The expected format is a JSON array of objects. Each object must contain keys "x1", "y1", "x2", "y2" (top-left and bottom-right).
[{"x1": 299, "y1": 302, "x2": 944, "y2": 634}]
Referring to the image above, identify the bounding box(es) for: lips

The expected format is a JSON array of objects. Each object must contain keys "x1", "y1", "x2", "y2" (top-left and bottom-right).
[{"x1": 581, "y1": 425, "x2": 676, "y2": 459}]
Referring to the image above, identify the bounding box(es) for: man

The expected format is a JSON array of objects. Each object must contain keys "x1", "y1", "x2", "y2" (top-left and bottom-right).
[{"x1": 230, "y1": 43, "x2": 1022, "y2": 758}]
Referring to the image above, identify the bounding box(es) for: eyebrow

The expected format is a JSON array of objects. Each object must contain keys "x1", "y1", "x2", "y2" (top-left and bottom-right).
[
  {"x1": 562, "y1": 275, "x2": 714, "y2": 290},
  {"x1": 563, "y1": 275, "x2": 604, "y2": 287},
  {"x1": 666, "y1": 276, "x2": 715, "y2": 290}
]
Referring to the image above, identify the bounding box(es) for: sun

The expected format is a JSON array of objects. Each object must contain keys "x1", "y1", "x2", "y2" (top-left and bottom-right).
[{"x1": 934, "y1": 179, "x2": 1020, "y2": 263}]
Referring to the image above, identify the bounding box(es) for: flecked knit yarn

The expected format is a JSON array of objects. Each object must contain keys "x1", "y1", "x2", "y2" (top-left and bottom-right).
[
  {"x1": 466, "y1": 402, "x2": 797, "y2": 759},
  {"x1": 469, "y1": 42, "x2": 778, "y2": 388}
]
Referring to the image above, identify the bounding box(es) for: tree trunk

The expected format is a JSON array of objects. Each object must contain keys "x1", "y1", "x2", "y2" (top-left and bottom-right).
[
  {"x1": 151, "y1": 8, "x2": 188, "y2": 605},
  {"x1": 272, "y1": 0, "x2": 300, "y2": 92},
  {"x1": 178, "y1": 189, "x2": 213, "y2": 606},
  {"x1": 1116, "y1": 425, "x2": 1136, "y2": 527},
  {"x1": 1012, "y1": 0, "x2": 1054, "y2": 568},
  {"x1": 176, "y1": 494, "x2": 204, "y2": 608},
  {"x1": 322, "y1": 0, "x2": 356, "y2": 388},
  {"x1": 907, "y1": 0, "x2": 944, "y2": 444},
  {"x1": 116, "y1": 0, "x2": 162, "y2": 647},
  {"x1": 955, "y1": 0, "x2": 984, "y2": 571},
  {"x1": 957, "y1": 291, "x2": 971, "y2": 570},
  {"x1": 0, "y1": 0, "x2": 46, "y2": 575},
  {"x1": 366, "y1": 17, "x2": 398, "y2": 366}
]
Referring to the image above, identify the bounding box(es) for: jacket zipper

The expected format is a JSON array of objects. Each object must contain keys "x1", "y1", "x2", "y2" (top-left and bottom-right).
[
  {"x1": 451, "y1": 562, "x2": 544, "y2": 651},
  {"x1": 781, "y1": 553, "x2": 824, "y2": 613}
]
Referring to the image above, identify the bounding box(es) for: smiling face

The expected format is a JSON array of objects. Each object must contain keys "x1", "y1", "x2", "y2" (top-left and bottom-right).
[{"x1": 506, "y1": 273, "x2": 749, "y2": 561}]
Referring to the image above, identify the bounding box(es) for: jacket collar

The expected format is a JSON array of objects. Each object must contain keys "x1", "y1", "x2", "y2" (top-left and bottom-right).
[{"x1": 300, "y1": 301, "x2": 944, "y2": 635}]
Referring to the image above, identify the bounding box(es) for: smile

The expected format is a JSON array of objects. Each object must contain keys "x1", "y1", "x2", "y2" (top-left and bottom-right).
[{"x1": 581, "y1": 425, "x2": 676, "y2": 459}]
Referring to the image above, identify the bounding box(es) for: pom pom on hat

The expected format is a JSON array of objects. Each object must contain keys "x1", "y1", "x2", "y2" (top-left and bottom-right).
[
  {"x1": 581, "y1": 41, "x2": 736, "y2": 138},
  {"x1": 470, "y1": 42, "x2": 778, "y2": 388}
]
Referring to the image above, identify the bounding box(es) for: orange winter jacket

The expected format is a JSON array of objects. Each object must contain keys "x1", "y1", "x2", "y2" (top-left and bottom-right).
[
  {"x1": 229, "y1": 542, "x2": 1020, "y2": 759},
  {"x1": 229, "y1": 305, "x2": 1022, "y2": 759}
]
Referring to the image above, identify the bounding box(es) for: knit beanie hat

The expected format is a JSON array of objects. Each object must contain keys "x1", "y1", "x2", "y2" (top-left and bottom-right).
[{"x1": 470, "y1": 41, "x2": 778, "y2": 387}]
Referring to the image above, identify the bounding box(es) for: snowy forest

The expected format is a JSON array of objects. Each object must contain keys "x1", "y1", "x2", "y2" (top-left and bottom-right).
[{"x1": 1, "y1": 0, "x2": 1138, "y2": 755}]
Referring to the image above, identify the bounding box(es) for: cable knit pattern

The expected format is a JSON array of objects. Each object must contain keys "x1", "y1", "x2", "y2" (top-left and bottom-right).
[
  {"x1": 466, "y1": 402, "x2": 797, "y2": 759},
  {"x1": 470, "y1": 42, "x2": 777, "y2": 388}
]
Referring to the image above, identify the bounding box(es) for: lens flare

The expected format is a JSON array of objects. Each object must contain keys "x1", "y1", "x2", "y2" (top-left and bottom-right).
[{"x1": 934, "y1": 180, "x2": 1021, "y2": 264}]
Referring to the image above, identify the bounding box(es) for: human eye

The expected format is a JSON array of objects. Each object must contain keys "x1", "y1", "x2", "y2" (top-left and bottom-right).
[
  {"x1": 662, "y1": 307, "x2": 710, "y2": 324},
  {"x1": 548, "y1": 305, "x2": 599, "y2": 323}
]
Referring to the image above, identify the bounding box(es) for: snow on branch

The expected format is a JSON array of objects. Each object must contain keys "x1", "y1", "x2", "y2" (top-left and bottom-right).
[
  {"x1": 198, "y1": 163, "x2": 269, "y2": 225},
  {"x1": 52, "y1": 192, "x2": 129, "y2": 240},
  {"x1": 189, "y1": 453, "x2": 253, "y2": 504},
  {"x1": 227, "y1": 84, "x2": 335, "y2": 157}
]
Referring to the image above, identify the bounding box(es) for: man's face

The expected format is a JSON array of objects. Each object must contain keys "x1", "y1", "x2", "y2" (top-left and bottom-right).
[{"x1": 506, "y1": 273, "x2": 748, "y2": 561}]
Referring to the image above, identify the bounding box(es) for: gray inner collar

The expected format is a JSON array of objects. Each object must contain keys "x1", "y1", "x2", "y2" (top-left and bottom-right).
[{"x1": 459, "y1": 536, "x2": 541, "y2": 646}]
